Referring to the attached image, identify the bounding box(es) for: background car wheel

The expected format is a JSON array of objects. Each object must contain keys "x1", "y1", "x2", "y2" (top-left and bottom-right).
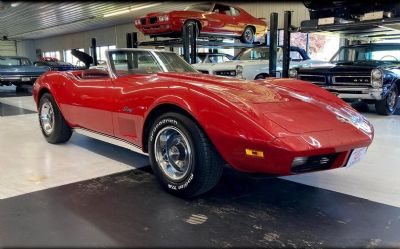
[
  {"x1": 240, "y1": 26, "x2": 255, "y2": 44},
  {"x1": 148, "y1": 112, "x2": 223, "y2": 198},
  {"x1": 39, "y1": 93, "x2": 72, "y2": 144},
  {"x1": 375, "y1": 84, "x2": 399, "y2": 115},
  {"x1": 254, "y1": 74, "x2": 269, "y2": 80}
]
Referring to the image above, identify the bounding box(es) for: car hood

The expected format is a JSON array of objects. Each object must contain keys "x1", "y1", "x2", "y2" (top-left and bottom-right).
[
  {"x1": 0, "y1": 65, "x2": 49, "y2": 75},
  {"x1": 297, "y1": 61, "x2": 389, "y2": 74},
  {"x1": 155, "y1": 72, "x2": 371, "y2": 136},
  {"x1": 193, "y1": 60, "x2": 269, "y2": 70}
]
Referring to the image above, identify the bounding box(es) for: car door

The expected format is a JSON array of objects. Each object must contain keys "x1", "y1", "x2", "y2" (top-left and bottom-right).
[
  {"x1": 63, "y1": 70, "x2": 115, "y2": 136},
  {"x1": 108, "y1": 50, "x2": 161, "y2": 145},
  {"x1": 204, "y1": 4, "x2": 237, "y2": 34}
]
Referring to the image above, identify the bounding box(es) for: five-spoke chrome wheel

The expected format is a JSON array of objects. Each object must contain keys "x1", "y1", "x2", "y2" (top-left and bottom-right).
[
  {"x1": 40, "y1": 101, "x2": 55, "y2": 135},
  {"x1": 154, "y1": 126, "x2": 193, "y2": 182}
]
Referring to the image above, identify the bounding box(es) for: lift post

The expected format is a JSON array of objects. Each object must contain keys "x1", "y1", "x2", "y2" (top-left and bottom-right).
[
  {"x1": 132, "y1": 32, "x2": 138, "y2": 48},
  {"x1": 269, "y1": 12, "x2": 278, "y2": 77},
  {"x1": 91, "y1": 38, "x2": 98, "y2": 66},
  {"x1": 282, "y1": 11, "x2": 292, "y2": 78},
  {"x1": 126, "y1": 33, "x2": 132, "y2": 48}
]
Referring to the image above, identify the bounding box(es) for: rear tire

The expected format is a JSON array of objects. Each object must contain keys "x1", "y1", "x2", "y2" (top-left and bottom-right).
[
  {"x1": 148, "y1": 112, "x2": 223, "y2": 198},
  {"x1": 240, "y1": 26, "x2": 255, "y2": 44},
  {"x1": 38, "y1": 93, "x2": 72, "y2": 144},
  {"x1": 375, "y1": 84, "x2": 398, "y2": 115},
  {"x1": 254, "y1": 74, "x2": 269, "y2": 80}
]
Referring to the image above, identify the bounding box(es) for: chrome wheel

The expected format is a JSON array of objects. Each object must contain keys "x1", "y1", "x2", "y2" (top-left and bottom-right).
[
  {"x1": 154, "y1": 126, "x2": 193, "y2": 182},
  {"x1": 387, "y1": 88, "x2": 397, "y2": 112},
  {"x1": 40, "y1": 101, "x2": 55, "y2": 135}
]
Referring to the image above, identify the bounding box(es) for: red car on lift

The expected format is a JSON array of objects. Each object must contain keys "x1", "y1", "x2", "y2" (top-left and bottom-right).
[
  {"x1": 33, "y1": 49, "x2": 373, "y2": 198},
  {"x1": 134, "y1": 2, "x2": 267, "y2": 44}
]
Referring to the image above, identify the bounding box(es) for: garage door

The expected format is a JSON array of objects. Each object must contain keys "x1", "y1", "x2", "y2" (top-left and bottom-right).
[{"x1": 0, "y1": 40, "x2": 17, "y2": 56}]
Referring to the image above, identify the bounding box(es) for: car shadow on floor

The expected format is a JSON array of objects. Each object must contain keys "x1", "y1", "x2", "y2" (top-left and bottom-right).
[
  {"x1": 0, "y1": 166, "x2": 400, "y2": 248},
  {"x1": 351, "y1": 100, "x2": 400, "y2": 115}
]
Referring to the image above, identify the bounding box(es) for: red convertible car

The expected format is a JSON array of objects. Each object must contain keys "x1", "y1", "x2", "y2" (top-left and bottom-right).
[
  {"x1": 33, "y1": 49, "x2": 373, "y2": 198},
  {"x1": 134, "y1": 2, "x2": 267, "y2": 43}
]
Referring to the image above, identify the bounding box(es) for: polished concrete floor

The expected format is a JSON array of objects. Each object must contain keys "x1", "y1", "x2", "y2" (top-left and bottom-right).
[{"x1": 1, "y1": 85, "x2": 400, "y2": 247}]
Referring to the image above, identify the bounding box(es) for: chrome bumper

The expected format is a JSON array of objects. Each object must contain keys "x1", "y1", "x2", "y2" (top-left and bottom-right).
[
  {"x1": 0, "y1": 75, "x2": 38, "y2": 83},
  {"x1": 321, "y1": 86, "x2": 383, "y2": 100}
]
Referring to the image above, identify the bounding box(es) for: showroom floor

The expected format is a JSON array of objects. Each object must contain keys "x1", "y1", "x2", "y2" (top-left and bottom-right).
[{"x1": 1, "y1": 86, "x2": 400, "y2": 247}]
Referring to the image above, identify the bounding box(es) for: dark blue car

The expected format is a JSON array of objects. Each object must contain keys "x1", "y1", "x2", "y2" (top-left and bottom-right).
[{"x1": 0, "y1": 56, "x2": 49, "y2": 90}]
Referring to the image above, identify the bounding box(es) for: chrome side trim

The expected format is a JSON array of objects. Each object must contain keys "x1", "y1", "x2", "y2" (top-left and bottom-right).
[{"x1": 74, "y1": 128, "x2": 148, "y2": 156}]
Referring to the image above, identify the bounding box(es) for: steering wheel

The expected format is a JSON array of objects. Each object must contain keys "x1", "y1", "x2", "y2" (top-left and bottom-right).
[{"x1": 380, "y1": 55, "x2": 398, "y2": 61}]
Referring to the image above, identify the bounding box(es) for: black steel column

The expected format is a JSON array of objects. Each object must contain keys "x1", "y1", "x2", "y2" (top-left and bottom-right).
[
  {"x1": 91, "y1": 38, "x2": 97, "y2": 66},
  {"x1": 132, "y1": 32, "x2": 138, "y2": 48},
  {"x1": 182, "y1": 24, "x2": 190, "y2": 63},
  {"x1": 190, "y1": 23, "x2": 197, "y2": 64},
  {"x1": 282, "y1": 11, "x2": 292, "y2": 78},
  {"x1": 126, "y1": 33, "x2": 132, "y2": 48},
  {"x1": 269, "y1": 12, "x2": 278, "y2": 77}
]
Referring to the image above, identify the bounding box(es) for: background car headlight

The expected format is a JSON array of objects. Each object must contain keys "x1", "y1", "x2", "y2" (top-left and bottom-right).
[
  {"x1": 236, "y1": 65, "x2": 243, "y2": 79},
  {"x1": 289, "y1": 68, "x2": 298, "y2": 78},
  {"x1": 158, "y1": 15, "x2": 169, "y2": 22},
  {"x1": 371, "y1": 69, "x2": 383, "y2": 88}
]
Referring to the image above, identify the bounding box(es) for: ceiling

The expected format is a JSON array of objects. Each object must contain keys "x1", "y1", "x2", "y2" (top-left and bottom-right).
[{"x1": 0, "y1": 1, "x2": 191, "y2": 40}]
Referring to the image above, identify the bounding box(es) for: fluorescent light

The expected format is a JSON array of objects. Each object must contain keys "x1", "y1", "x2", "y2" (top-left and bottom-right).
[
  {"x1": 103, "y1": 3, "x2": 162, "y2": 18},
  {"x1": 11, "y1": 2, "x2": 21, "y2": 7}
]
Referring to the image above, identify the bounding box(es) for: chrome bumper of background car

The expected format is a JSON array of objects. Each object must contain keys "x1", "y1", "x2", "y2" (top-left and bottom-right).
[
  {"x1": 321, "y1": 86, "x2": 383, "y2": 100},
  {"x1": 0, "y1": 75, "x2": 38, "y2": 82}
]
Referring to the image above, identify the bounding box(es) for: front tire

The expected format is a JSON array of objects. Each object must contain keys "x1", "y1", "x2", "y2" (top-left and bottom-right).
[
  {"x1": 148, "y1": 112, "x2": 223, "y2": 198},
  {"x1": 39, "y1": 93, "x2": 72, "y2": 144},
  {"x1": 375, "y1": 84, "x2": 398, "y2": 115}
]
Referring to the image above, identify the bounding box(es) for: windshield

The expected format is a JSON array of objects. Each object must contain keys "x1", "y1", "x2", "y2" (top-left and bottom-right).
[
  {"x1": 234, "y1": 47, "x2": 270, "y2": 61},
  {"x1": 330, "y1": 45, "x2": 400, "y2": 63},
  {"x1": 184, "y1": 3, "x2": 212, "y2": 12},
  {"x1": 108, "y1": 50, "x2": 197, "y2": 77},
  {"x1": 0, "y1": 57, "x2": 32, "y2": 66}
]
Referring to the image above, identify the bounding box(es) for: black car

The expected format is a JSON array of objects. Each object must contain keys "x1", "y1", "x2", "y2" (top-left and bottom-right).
[
  {"x1": 289, "y1": 43, "x2": 400, "y2": 115},
  {"x1": 34, "y1": 59, "x2": 76, "y2": 71}
]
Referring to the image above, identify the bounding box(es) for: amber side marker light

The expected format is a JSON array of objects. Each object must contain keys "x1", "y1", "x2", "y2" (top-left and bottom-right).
[{"x1": 245, "y1": 149, "x2": 264, "y2": 158}]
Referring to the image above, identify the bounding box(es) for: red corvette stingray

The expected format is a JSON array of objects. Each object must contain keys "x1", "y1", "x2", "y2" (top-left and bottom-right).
[
  {"x1": 134, "y1": 2, "x2": 267, "y2": 43},
  {"x1": 33, "y1": 49, "x2": 373, "y2": 197}
]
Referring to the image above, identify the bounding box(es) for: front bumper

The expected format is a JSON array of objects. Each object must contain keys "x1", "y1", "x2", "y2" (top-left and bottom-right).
[{"x1": 320, "y1": 86, "x2": 383, "y2": 100}]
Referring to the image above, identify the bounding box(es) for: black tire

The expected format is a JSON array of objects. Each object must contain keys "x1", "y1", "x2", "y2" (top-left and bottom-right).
[
  {"x1": 38, "y1": 93, "x2": 72, "y2": 144},
  {"x1": 15, "y1": 85, "x2": 25, "y2": 92},
  {"x1": 375, "y1": 84, "x2": 399, "y2": 115},
  {"x1": 254, "y1": 74, "x2": 268, "y2": 80},
  {"x1": 182, "y1": 20, "x2": 200, "y2": 39},
  {"x1": 148, "y1": 112, "x2": 223, "y2": 198},
  {"x1": 240, "y1": 26, "x2": 255, "y2": 44}
]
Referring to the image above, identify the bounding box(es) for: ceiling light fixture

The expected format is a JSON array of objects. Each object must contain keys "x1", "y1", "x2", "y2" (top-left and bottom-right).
[{"x1": 103, "y1": 3, "x2": 162, "y2": 18}]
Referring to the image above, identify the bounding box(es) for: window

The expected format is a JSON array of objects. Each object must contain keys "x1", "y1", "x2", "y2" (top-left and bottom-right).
[
  {"x1": 331, "y1": 45, "x2": 400, "y2": 62},
  {"x1": 229, "y1": 7, "x2": 240, "y2": 16},
  {"x1": 290, "y1": 51, "x2": 303, "y2": 61},
  {"x1": 96, "y1": 45, "x2": 116, "y2": 61},
  {"x1": 64, "y1": 48, "x2": 84, "y2": 65},
  {"x1": 0, "y1": 57, "x2": 32, "y2": 66},
  {"x1": 184, "y1": 3, "x2": 212, "y2": 12},
  {"x1": 213, "y1": 4, "x2": 231, "y2": 15},
  {"x1": 42, "y1": 51, "x2": 61, "y2": 60},
  {"x1": 108, "y1": 50, "x2": 196, "y2": 77},
  {"x1": 235, "y1": 47, "x2": 269, "y2": 60}
]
